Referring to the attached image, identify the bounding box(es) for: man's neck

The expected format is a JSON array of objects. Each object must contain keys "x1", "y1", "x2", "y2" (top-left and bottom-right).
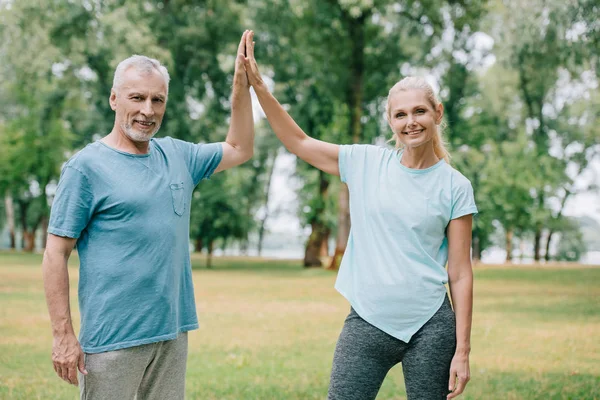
[{"x1": 102, "y1": 128, "x2": 150, "y2": 155}]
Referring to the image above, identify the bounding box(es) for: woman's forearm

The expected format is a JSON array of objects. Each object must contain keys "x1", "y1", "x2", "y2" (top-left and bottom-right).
[
  {"x1": 253, "y1": 84, "x2": 309, "y2": 152},
  {"x1": 449, "y1": 272, "x2": 473, "y2": 355}
]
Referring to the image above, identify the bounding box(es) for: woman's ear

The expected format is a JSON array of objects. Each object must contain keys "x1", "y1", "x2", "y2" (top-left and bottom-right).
[{"x1": 435, "y1": 103, "x2": 444, "y2": 124}]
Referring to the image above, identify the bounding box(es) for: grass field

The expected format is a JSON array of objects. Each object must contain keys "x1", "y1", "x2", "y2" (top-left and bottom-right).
[{"x1": 1, "y1": 251, "x2": 599, "y2": 399}]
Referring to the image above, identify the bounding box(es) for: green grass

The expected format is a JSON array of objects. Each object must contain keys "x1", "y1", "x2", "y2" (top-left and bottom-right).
[{"x1": 1, "y1": 252, "x2": 599, "y2": 399}]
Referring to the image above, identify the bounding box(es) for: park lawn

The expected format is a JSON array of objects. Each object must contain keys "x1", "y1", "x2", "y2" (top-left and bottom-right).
[{"x1": 0, "y1": 252, "x2": 599, "y2": 400}]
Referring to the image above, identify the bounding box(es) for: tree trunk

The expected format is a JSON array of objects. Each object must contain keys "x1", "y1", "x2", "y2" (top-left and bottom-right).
[
  {"x1": 304, "y1": 222, "x2": 330, "y2": 267},
  {"x1": 40, "y1": 215, "x2": 49, "y2": 249},
  {"x1": 207, "y1": 240, "x2": 213, "y2": 269},
  {"x1": 195, "y1": 237, "x2": 203, "y2": 253},
  {"x1": 328, "y1": 12, "x2": 367, "y2": 270},
  {"x1": 4, "y1": 194, "x2": 16, "y2": 249},
  {"x1": 328, "y1": 183, "x2": 351, "y2": 270},
  {"x1": 320, "y1": 230, "x2": 330, "y2": 257},
  {"x1": 533, "y1": 226, "x2": 542, "y2": 262},
  {"x1": 544, "y1": 190, "x2": 570, "y2": 262},
  {"x1": 18, "y1": 199, "x2": 31, "y2": 251},
  {"x1": 472, "y1": 233, "x2": 481, "y2": 264},
  {"x1": 23, "y1": 231, "x2": 36, "y2": 252},
  {"x1": 505, "y1": 229, "x2": 513, "y2": 263},
  {"x1": 544, "y1": 230, "x2": 554, "y2": 262},
  {"x1": 257, "y1": 150, "x2": 278, "y2": 257},
  {"x1": 304, "y1": 170, "x2": 330, "y2": 267}
]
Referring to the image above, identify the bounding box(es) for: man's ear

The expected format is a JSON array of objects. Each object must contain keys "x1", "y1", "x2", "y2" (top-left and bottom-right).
[
  {"x1": 109, "y1": 90, "x2": 117, "y2": 111},
  {"x1": 436, "y1": 103, "x2": 444, "y2": 124}
]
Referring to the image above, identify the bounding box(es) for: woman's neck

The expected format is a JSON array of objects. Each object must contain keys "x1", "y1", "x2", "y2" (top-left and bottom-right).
[{"x1": 400, "y1": 144, "x2": 439, "y2": 169}]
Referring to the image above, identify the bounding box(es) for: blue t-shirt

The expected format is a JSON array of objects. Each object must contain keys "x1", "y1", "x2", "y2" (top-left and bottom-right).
[
  {"x1": 48, "y1": 137, "x2": 223, "y2": 353},
  {"x1": 336, "y1": 144, "x2": 477, "y2": 342}
]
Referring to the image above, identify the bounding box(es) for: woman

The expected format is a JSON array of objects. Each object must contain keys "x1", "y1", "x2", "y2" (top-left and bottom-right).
[{"x1": 242, "y1": 31, "x2": 476, "y2": 400}]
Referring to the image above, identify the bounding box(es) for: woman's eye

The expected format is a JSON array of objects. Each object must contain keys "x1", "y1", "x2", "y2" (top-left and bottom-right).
[
  {"x1": 396, "y1": 113, "x2": 405, "y2": 118},
  {"x1": 416, "y1": 109, "x2": 425, "y2": 114}
]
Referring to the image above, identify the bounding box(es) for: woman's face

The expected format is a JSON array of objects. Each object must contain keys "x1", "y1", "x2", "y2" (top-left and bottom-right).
[{"x1": 388, "y1": 89, "x2": 443, "y2": 150}]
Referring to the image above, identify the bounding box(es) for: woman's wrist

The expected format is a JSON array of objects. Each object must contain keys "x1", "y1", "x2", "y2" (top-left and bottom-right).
[{"x1": 455, "y1": 345, "x2": 471, "y2": 357}]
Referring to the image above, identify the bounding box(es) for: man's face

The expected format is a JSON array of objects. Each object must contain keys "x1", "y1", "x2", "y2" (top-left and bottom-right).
[{"x1": 110, "y1": 67, "x2": 168, "y2": 142}]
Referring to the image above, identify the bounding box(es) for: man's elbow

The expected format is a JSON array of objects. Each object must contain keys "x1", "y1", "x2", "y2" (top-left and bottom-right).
[{"x1": 240, "y1": 148, "x2": 254, "y2": 164}]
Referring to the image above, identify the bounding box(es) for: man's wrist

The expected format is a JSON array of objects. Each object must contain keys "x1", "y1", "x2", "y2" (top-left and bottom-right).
[{"x1": 52, "y1": 320, "x2": 75, "y2": 336}]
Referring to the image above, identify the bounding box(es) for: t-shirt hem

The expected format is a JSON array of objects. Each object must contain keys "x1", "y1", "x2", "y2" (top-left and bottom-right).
[
  {"x1": 48, "y1": 227, "x2": 80, "y2": 239},
  {"x1": 451, "y1": 206, "x2": 479, "y2": 220},
  {"x1": 201, "y1": 143, "x2": 224, "y2": 183},
  {"x1": 338, "y1": 145, "x2": 348, "y2": 183},
  {"x1": 81, "y1": 323, "x2": 199, "y2": 354},
  {"x1": 335, "y1": 285, "x2": 446, "y2": 343}
]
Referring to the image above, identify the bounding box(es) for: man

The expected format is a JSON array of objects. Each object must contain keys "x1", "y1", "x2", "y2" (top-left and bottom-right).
[{"x1": 42, "y1": 31, "x2": 254, "y2": 399}]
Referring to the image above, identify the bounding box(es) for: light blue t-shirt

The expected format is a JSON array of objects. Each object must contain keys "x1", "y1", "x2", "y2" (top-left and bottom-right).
[
  {"x1": 48, "y1": 137, "x2": 223, "y2": 353},
  {"x1": 336, "y1": 144, "x2": 478, "y2": 342}
]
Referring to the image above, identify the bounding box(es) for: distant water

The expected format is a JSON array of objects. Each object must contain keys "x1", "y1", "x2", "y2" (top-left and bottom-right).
[{"x1": 215, "y1": 245, "x2": 600, "y2": 265}]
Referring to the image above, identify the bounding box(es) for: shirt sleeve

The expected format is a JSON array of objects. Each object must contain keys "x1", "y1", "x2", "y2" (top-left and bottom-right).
[
  {"x1": 451, "y1": 175, "x2": 478, "y2": 220},
  {"x1": 339, "y1": 144, "x2": 370, "y2": 184},
  {"x1": 48, "y1": 165, "x2": 95, "y2": 239},
  {"x1": 174, "y1": 139, "x2": 223, "y2": 185}
]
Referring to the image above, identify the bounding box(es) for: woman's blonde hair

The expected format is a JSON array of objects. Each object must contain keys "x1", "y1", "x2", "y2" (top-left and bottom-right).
[{"x1": 385, "y1": 77, "x2": 450, "y2": 164}]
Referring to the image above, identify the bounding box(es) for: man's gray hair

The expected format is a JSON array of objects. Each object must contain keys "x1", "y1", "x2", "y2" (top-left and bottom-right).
[{"x1": 112, "y1": 55, "x2": 170, "y2": 95}]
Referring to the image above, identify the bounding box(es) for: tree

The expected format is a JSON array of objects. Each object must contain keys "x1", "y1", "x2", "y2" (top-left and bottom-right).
[
  {"x1": 253, "y1": 0, "x2": 475, "y2": 268},
  {"x1": 190, "y1": 174, "x2": 248, "y2": 268},
  {"x1": 493, "y1": 0, "x2": 597, "y2": 260}
]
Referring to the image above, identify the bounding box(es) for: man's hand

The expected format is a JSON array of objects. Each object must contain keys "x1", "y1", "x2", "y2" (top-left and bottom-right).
[
  {"x1": 52, "y1": 332, "x2": 87, "y2": 385},
  {"x1": 234, "y1": 30, "x2": 250, "y2": 88}
]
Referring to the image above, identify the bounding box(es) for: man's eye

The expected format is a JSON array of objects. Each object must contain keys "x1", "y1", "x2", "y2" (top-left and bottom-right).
[{"x1": 153, "y1": 98, "x2": 164, "y2": 103}]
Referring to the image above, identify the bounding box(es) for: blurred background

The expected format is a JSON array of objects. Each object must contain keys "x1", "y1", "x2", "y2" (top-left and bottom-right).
[
  {"x1": 0, "y1": 0, "x2": 598, "y2": 267},
  {"x1": 1, "y1": 2, "x2": 600, "y2": 399}
]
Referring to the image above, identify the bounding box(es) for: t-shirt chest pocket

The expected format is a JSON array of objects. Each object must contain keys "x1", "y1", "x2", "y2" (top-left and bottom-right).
[
  {"x1": 170, "y1": 182, "x2": 185, "y2": 216},
  {"x1": 377, "y1": 184, "x2": 445, "y2": 236}
]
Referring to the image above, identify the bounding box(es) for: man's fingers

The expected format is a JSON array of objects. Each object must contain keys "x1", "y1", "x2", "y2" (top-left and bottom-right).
[
  {"x1": 237, "y1": 30, "x2": 247, "y2": 56},
  {"x1": 59, "y1": 365, "x2": 70, "y2": 383},
  {"x1": 78, "y1": 353, "x2": 87, "y2": 375},
  {"x1": 68, "y1": 365, "x2": 79, "y2": 385}
]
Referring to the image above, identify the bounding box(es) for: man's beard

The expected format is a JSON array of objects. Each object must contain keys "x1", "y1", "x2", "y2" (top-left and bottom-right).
[{"x1": 121, "y1": 121, "x2": 161, "y2": 142}]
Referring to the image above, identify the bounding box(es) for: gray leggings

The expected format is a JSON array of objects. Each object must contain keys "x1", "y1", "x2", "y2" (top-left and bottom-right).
[{"x1": 328, "y1": 296, "x2": 456, "y2": 400}]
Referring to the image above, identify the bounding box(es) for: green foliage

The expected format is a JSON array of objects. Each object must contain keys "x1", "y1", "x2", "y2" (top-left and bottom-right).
[
  {"x1": 555, "y1": 219, "x2": 587, "y2": 262},
  {"x1": 190, "y1": 173, "x2": 249, "y2": 255},
  {"x1": 0, "y1": 0, "x2": 597, "y2": 257}
]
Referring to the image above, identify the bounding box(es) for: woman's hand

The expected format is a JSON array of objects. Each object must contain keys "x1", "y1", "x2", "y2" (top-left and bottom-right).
[
  {"x1": 447, "y1": 353, "x2": 470, "y2": 398},
  {"x1": 242, "y1": 30, "x2": 266, "y2": 90}
]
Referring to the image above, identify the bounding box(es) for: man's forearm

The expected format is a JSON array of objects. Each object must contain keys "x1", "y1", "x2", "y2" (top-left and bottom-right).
[
  {"x1": 449, "y1": 273, "x2": 473, "y2": 355},
  {"x1": 42, "y1": 251, "x2": 75, "y2": 336},
  {"x1": 226, "y1": 83, "x2": 254, "y2": 157}
]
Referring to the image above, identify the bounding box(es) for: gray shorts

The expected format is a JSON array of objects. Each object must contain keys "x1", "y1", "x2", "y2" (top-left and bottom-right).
[
  {"x1": 328, "y1": 296, "x2": 457, "y2": 400},
  {"x1": 79, "y1": 332, "x2": 188, "y2": 400}
]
